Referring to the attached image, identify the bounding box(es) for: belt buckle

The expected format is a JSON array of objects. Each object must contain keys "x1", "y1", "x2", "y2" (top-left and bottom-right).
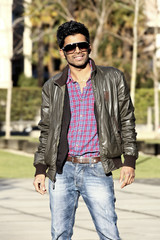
[{"x1": 79, "y1": 156, "x2": 83, "y2": 164}]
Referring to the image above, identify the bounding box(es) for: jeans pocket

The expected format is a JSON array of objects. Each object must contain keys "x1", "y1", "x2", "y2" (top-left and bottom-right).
[{"x1": 91, "y1": 162, "x2": 107, "y2": 177}]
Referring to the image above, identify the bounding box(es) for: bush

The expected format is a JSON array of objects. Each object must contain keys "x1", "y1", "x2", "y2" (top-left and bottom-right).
[
  {"x1": 0, "y1": 87, "x2": 41, "y2": 121},
  {"x1": 17, "y1": 73, "x2": 38, "y2": 87},
  {"x1": 134, "y1": 88, "x2": 158, "y2": 124}
]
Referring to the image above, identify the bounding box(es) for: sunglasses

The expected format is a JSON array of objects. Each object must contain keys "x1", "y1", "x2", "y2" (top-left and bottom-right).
[{"x1": 62, "y1": 41, "x2": 89, "y2": 54}]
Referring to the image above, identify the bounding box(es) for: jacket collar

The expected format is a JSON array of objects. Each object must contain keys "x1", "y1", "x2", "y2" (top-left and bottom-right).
[{"x1": 54, "y1": 58, "x2": 97, "y2": 87}]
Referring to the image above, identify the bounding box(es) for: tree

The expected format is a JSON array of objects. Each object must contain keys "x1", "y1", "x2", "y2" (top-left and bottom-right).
[
  {"x1": 130, "y1": 0, "x2": 140, "y2": 104},
  {"x1": 26, "y1": 0, "x2": 77, "y2": 85},
  {"x1": 77, "y1": 0, "x2": 144, "y2": 82},
  {"x1": 86, "y1": 0, "x2": 114, "y2": 59},
  {"x1": 26, "y1": 0, "x2": 58, "y2": 86},
  {"x1": 142, "y1": 0, "x2": 160, "y2": 131},
  {"x1": 24, "y1": 0, "x2": 153, "y2": 92},
  {"x1": 12, "y1": 0, "x2": 24, "y2": 57},
  {"x1": 153, "y1": 0, "x2": 159, "y2": 132}
]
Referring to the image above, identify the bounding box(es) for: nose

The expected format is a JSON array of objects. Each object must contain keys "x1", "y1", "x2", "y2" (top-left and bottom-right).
[{"x1": 75, "y1": 45, "x2": 81, "y2": 53}]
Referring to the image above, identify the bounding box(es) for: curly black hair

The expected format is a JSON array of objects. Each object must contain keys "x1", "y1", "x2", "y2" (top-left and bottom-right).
[{"x1": 57, "y1": 20, "x2": 90, "y2": 49}]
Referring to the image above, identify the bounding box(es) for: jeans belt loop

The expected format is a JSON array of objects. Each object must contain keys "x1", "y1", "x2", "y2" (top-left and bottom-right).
[{"x1": 80, "y1": 156, "x2": 82, "y2": 164}]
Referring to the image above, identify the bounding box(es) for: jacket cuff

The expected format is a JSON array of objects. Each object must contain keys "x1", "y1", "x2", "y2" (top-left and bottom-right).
[
  {"x1": 34, "y1": 163, "x2": 48, "y2": 176},
  {"x1": 123, "y1": 155, "x2": 137, "y2": 169}
]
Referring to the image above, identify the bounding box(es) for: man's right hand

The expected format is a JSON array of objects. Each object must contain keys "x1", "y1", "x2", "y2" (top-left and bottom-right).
[{"x1": 33, "y1": 174, "x2": 46, "y2": 195}]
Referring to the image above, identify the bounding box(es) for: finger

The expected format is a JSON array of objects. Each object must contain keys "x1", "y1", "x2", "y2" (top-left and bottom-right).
[
  {"x1": 40, "y1": 181, "x2": 47, "y2": 193},
  {"x1": 33, "y1": 179, "x2": 46, "y2": 195},
  {"x1": 121, "y1": 173, "x2": 130, "y2": 189},
  {"x1": 128, "y1": 170, "x2": 135, "y2": 183},
  {"x1": 33, "y1": 174, "x2": 46, "y2": 194},
  {"x1": 122, "y1": 172, "x2": 135, "y2": 188},
  {"x1": 128, "y1": 174, "x2": 135, "y2": 185},
  {"x1": 37, "y1": 184, "x2": 46, "y2": 194},
  {"x1": 119, "y1": 170, "x2": 125, "y2": 183},
  {"x1": 33, "y1": 180, "x2": 41, "y2": 193}
]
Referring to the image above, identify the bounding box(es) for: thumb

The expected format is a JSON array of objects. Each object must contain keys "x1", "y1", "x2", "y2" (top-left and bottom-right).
[
  {"x1": 119, "y1": 169, "x2": 125, "y2": 183},
  {"x1": 40, "y1": 181, "x2": 46, "y2": 191}
]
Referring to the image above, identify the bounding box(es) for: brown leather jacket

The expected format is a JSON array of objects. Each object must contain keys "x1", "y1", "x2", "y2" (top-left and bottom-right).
[{"x1": 34, "y1": 59, "x2": 138, "y2": 182}]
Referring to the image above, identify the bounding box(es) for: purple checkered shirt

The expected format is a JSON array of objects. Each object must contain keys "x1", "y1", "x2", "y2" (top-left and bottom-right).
[{"x1": 67, "y1": 65, "x2": 100, "y2": 157}]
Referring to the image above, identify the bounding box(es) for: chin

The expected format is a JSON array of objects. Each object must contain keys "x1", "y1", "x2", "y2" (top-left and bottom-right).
[
  {"x1": 70, "y1": 58, "x2": 89, "y2": 68},
  {"x1": 71, "y1": 61, "x2": 88, "y2": 69}
]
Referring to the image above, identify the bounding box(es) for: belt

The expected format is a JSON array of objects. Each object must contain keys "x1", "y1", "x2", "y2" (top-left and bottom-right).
[{"x1": 67, "y1": 156, "x2": 101, "y2": 164}]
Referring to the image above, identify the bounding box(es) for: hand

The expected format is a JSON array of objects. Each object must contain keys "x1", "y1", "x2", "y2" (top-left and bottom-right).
[
  {"x1": 119, "y1": 166, "x2": 135, "y2": 189},
  {"x1": 33, "y1": 174, "x2": 46, "y2": 195}
]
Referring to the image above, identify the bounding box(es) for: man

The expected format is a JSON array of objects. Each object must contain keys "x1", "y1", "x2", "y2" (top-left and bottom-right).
[{"x1": 33, "y1": 20, "x2": 138, "y2": 240}]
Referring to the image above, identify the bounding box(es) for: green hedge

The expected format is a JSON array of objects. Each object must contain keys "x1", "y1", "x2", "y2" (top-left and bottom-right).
[
  {"x1": 0, "y1": 88, "x2": 159, "y2": 124},
  {"x1": 135, "y1": 88, "x2": 156, "y2": 124},
  {"x1": 0, "y1": 88, "x2": 41, "y2": 121}
]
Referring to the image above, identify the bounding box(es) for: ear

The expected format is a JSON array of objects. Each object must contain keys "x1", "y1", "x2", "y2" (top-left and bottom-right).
[
  {"x1": 88, "y1": 44, "x2": 91, "y2": 54},
  {"x1": 59, "y1": 49, "x2": 66, "y2": 59}
]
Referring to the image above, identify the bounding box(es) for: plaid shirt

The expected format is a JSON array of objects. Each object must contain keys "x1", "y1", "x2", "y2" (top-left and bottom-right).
[{"x1": 67, "y1": 67, "x2": 100, "y2": 157}]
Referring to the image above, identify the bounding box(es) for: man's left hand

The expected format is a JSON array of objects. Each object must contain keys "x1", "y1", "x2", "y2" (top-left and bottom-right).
[{"x1": 119, "y1": 166, "x2": 135, "y2": 189}]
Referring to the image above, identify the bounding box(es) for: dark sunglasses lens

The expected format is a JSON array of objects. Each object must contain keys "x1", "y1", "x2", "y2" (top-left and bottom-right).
[
  {"x1": 77, "y1": 42, "x2": 89, "y2": 50},
  {"x1": 64, "y1": 44, "x2": 76, "y2": 53},
  {"x1": 63, "y1": 42, "x2": 89, "y2": 54}
]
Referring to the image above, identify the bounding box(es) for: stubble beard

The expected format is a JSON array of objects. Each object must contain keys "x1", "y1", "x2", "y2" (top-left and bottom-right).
[{"x1": 65, "y1": 52, "x2": 90, "y2": 69}]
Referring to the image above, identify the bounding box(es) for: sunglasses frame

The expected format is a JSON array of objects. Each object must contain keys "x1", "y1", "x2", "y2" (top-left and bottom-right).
[{"x1": 62, "y1": 41, "x2": 90, "y2": 54}]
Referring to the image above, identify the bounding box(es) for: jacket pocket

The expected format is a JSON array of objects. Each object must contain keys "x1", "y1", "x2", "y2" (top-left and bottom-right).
[{"x1": 104, "y1": 90, "x2": 109, "y2": 101}]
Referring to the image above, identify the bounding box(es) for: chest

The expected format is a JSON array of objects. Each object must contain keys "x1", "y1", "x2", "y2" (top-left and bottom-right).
[{"x1": 67, "y1": 81, "x2": 95, "y2": 111}]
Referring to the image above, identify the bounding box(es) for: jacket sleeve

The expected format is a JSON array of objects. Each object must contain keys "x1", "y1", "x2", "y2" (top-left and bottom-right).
[
  {"x1": 118, "y1": 72, "x2": 138, "y2": 169},
  {"x1": 33, "y1": 82, "x2": 50, "y2": 176}
]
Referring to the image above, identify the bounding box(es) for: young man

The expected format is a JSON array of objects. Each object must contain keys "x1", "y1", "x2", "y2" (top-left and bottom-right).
[{"x1": 33, "y1": 21, "x2": 138, "y2": 240}]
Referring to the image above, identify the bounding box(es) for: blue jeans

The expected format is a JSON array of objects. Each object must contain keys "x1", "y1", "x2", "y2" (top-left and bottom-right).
[{"x1": 49, "y1": 161, "x2": 121, "y2": 240}]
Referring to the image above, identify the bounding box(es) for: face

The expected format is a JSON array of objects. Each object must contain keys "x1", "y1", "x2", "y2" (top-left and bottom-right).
[{"x1": 60, "y1": 34, "x2": 91, "y2": 69}]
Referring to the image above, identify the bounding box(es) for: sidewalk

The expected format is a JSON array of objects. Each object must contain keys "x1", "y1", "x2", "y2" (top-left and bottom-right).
[{"x1": 0, "y1": 178, "x2": 160, "y2": 240}]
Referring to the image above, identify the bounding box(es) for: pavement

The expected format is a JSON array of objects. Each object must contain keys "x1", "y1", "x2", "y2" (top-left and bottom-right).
[{"x1": 0, "y1": 178, "x2": 160, "y2": 240}]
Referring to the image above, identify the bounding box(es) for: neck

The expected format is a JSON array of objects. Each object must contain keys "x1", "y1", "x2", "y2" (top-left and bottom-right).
[{"x1": 69, "y1": 62, "x2": 91, "y2": 83}]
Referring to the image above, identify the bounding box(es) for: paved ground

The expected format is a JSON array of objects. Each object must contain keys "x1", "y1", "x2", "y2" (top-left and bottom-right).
[{"x1": 0, "y1": 178, "x2": 160, "y2": 240}]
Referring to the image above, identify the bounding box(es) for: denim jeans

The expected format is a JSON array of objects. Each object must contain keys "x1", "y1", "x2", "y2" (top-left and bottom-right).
[{"x1": 49, "y1": 161, "x2": 121, "y2": 240}]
